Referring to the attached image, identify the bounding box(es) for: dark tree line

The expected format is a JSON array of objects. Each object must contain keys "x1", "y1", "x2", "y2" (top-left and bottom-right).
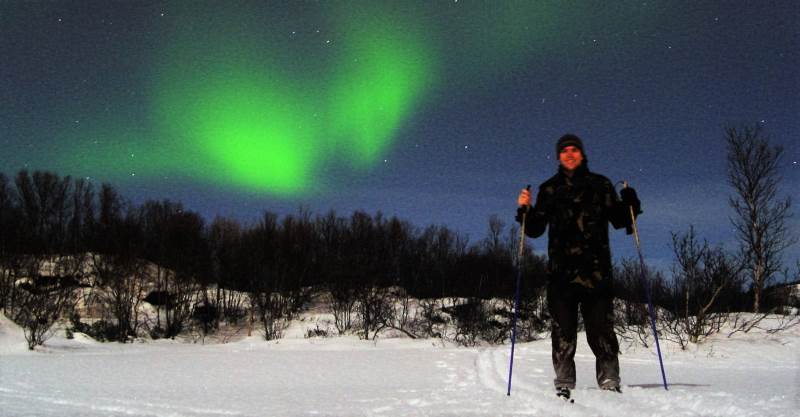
[{"x1": 0, "y1": 169, "x2": 549, "y2": 346}]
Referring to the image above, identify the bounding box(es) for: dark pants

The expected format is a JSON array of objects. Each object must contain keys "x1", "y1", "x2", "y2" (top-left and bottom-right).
[{"x1": 547, "y1": 281, "x2": 620, "y2": 389}]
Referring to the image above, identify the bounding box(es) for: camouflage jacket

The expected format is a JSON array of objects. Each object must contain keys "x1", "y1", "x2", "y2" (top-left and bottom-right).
[{"x1": 519, "y1": 164, "x2": 633, "y2": 289}]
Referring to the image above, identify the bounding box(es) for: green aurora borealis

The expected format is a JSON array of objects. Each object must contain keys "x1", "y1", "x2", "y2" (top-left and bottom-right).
[
  {"x1": 150, "y1": 5, "x2": 436, "y2": 196},
  {"x1": 38, "y1": 2, "x2": 581, "y2": 197}
]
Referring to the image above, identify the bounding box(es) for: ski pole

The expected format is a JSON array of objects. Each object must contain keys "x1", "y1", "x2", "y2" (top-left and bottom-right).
[
  {"x1": 507, "y1": 185, "x2": 530, "y2": 396},
  {"x1": 624, "y1": 181, "x2": 669, "y2": 391}
]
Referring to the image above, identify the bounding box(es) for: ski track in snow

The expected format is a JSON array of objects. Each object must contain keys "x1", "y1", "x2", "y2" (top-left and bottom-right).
[
  {"x1": 1, "y1": 314, "x2": 798, "y2": 417},
  {"x1": 1, "y1": 344, "x2": 796, "y2": 417},
  {"x1": 1, "y1": 342, "x2": 797, "y2": 417}
]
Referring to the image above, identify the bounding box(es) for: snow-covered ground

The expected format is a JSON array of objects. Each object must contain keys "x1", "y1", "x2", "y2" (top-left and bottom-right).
[{"x1": 1, "y1": 313, "x2": 797, "y2": 417}]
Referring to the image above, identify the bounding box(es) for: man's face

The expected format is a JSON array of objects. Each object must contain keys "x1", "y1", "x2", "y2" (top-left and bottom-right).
[{"x1": 559, "y1": 145, "x2": 583, "y2": 171}]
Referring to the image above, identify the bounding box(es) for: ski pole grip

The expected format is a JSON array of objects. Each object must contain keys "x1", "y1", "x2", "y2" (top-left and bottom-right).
[
  {"x1": 524, "y1": 184, "x2": 531, "y2": 212},
  {"x1": 520, "y1": 184, "x2": 532, "y2": 213},
  {"x1": 622, "y1": 181, "x2": 634, "y2": 235}
]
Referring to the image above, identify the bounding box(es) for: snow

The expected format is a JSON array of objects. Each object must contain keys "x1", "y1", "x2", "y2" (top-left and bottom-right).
[{"x1": 1, "y1": 313, "x2": 798, "y2": 417}]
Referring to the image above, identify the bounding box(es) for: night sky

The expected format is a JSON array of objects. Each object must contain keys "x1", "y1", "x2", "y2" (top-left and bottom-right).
[{"x1": 2, "y1": 1, "x2": 798, "y2": 272}]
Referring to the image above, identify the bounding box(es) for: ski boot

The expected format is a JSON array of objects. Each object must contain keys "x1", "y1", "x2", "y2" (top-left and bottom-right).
[{"x1": 556, "y1": 387, "x2": 573, "y2": 402}]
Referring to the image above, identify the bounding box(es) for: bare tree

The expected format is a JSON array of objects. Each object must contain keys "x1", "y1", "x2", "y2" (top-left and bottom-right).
[
  {"x1": 447, "y1": 298, "x2": 490, "y2": 347},
  {"x1": 378, "y1": 287, "x2": 422, "y2": 339},
  {"x1": 668, "y1": 227, "x2": 741, "y2": 345},
  {"x1": 91, "y1": 254, "x2": 147, "y2": 342},
  {"x1": 15, "y1": 284, "x2": 74, "y2": 350},
  {"x1": 726, "y1": 125, "x2": 795, "y2": 312},
  {"x1": 15, "y1": 170, "x2": 73, "y2": 254},
  {"x1": 613, "y1": 259, "x2": 655, "y2": 347},
  {"x1": 208, "y1": 216, "x2": 244, "y2": 325},
  {"x1": 249, "y1": 290, "x2": 292, "y2": 340},
  {"x1": 68, "y1": 178, "x2": 94, "y2": 254},
  {"x1": 12, "y1": 255, "x2": 79, "y2": 350},
  {"x1": 136, "y1": 200, "x2": 205, "y2": 338},
  {"x1": 355, "y1": 286, "x2": 393, "y2": 340},
  {"x1": 483, "y1": 215, "x2": 505, "y2": 256},
  {"x1": 330, "y1": 285, "x2": 357, "y2": 334}
]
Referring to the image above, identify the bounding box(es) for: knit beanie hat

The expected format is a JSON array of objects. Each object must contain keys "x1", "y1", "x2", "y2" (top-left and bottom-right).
[{"x1": 556, "y1": 134, "x2": 585, "y2": 157}]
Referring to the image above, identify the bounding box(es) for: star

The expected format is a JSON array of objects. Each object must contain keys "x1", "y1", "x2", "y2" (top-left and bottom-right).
[{"x1": 2, "y1": 0, "x2": 797, "y2": 277}]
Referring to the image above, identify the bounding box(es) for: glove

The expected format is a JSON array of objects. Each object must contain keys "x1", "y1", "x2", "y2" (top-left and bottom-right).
[
  {"x1": 620, "y1": 187, "x2": 642, "y2": 216},
  {"x1": 517, "y1": 188, "x2": 531, "y2": 206},
  {"x1": 515, "y1": 205, "x2": 529, "y2": 223},
  {"x1": 515, "y1": 187, "x2": 532, "y2": 223}
]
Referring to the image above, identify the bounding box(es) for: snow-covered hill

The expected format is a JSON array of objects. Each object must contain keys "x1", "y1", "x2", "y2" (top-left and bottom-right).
[{"x1": 0, "y1": 312, "x2": 797, "y2": 417}]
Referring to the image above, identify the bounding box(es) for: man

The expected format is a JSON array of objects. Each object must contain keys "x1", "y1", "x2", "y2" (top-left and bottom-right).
[{"x1": 516, "y1": 133, "x2": 641, "y2": 400}]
